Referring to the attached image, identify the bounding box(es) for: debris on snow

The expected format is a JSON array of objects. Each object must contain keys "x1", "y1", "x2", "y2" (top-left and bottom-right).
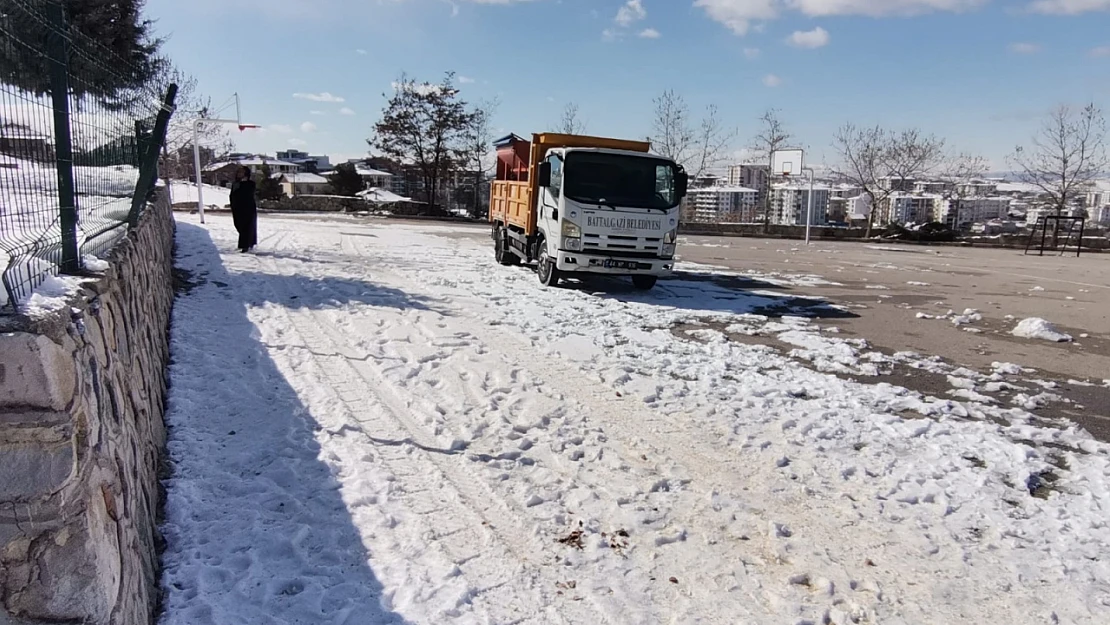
[{"x1": 1011, "y1": 318, "x2": 1073, "y2": 343}]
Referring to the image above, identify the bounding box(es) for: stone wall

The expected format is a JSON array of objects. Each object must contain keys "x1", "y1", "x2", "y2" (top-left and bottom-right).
[{"x1": 0, "y1": 195, "x2": 175, "y2": 624}]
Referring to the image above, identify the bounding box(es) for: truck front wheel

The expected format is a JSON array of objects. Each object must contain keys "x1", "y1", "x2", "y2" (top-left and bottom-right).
[
  {"x1": 537, "y1": 242, "x2": 560, "y2": 287},
  {"x1": 632, "y1": 275, "x2": 658, "y2": 290}
]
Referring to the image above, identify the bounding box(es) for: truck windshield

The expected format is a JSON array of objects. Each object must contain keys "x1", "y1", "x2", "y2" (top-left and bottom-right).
[{"x1": 563, "y1": 152, "x2": 680, "y2": 210}]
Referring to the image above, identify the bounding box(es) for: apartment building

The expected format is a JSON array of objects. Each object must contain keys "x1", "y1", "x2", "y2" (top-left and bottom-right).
[
  {"x1": 881, "y1": 193, "x2": 940, "y2": 224},
  {"x1": 689, "y1": 186, "x2": 760, "y2": 222},
  {"x1": 956, "y1": 180, "x2": 998, "y2": 197},
  {"x1": 770, "y1": 184, "x2": 830, "y2": 226},
  {"x1": 727, "y1": 164, "x2": 770, "y2": 208},
  {"x1": 934, "y1": 196, "x2": 1012, "y2": 229}
]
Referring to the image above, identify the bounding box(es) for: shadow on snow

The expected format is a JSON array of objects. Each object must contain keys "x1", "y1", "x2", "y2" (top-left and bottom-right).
[
  {"x1": 160, "y1": 223, "x2": 412, "y2": 625},
  {"x1": 545, "y1": 269, "x2": 858, "y2": 320}
]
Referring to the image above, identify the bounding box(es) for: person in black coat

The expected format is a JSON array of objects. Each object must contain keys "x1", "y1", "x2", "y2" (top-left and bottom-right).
[{"x1": 229, "y1": 165, "x2": 258, "y2": 252}]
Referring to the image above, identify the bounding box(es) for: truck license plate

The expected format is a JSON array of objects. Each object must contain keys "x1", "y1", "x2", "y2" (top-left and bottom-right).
[{"x1": 604, "y1": 259, "x2": 632, "y2": 269}]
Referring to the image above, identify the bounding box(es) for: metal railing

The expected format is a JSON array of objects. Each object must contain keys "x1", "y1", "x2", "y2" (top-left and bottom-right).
[{"x1": 0, "y1": 0, "x2": 176, "y2": 309}]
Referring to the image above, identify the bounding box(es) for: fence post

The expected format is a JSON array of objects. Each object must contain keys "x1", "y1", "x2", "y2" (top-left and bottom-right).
[
  {"x1": 46, "y1": 1, "x2": 79, "y2": 274},
  {"x1": 129, "y1": 84, "x2": 178, "y2": 228}
]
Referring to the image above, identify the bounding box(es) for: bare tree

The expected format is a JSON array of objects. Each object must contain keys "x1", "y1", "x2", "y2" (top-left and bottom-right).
[
  {"x1": 157, "y1": 66, "x2": 234, "y2": 181},
  {"x1": 556, "y1": 102, "x2": 587, "y2": 135},
  {"x1": 649, "y1": 89, "x2": 734, "y2": 180},
  {"x1": 750, "y1": 108, "x2": 792, "y2": 230},
  {"x1": 690, "y1": 104, "x2": 736, "y2": 181},
  {"x1": 831, "y1": 123, "x2": 945, "y2": 236},
  {"x1": 459, "y1": 97, "x2": 499, "y2": 218},
  {"x1": 650, "y1": 89, "x2": 693, "y2": 167},
  {"x1": 1008, "y1": 103, "x2": 1108, "y2": 217},
  {"x1": 887, "y1": 129, "x2": 946, "y2": 189},
  {"x1": 938, "y1": 152, "x2": 990, "y2": 228}
]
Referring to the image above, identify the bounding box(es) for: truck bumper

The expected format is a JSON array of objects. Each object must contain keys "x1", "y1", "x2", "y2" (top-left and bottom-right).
[{"x1": 556, "y1": 251, "x2": 674, "y2": 276}]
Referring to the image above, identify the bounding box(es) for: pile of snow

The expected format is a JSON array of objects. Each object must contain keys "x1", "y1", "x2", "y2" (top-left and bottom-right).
[
  {"x1": 917, "y1": 308, "x2": 983, "y2": 327},
  {"x1": 1012, "y1": 317, "x2": 1073, "y2": 343}
]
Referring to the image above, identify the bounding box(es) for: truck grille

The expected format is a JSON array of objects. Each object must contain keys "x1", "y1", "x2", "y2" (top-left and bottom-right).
[{"x1": 583, "y1": 233, "x2": 663, "y2": 255}]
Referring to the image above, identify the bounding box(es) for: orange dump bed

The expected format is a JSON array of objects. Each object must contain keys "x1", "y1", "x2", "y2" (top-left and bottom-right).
[{"x1": 489, "y1": 132, "x2": 652, "y2": 236}]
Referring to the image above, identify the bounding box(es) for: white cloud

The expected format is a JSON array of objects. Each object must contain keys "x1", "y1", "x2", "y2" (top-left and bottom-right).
[
  {"x1": 762, "y1": 73, "x2": 783, "y2": 87},
  {"x1": 300, "y1": 122, "x2": 318, "y2": 133},
  {"x1": 270, "y1": 124, "x2": 293, "y2": 134},
  {"x1": 693, "y1": 0, "x2": 777, "y2": 35},
  {"x1": 288, "y1": 138, "x2": 307, "y2": 147},
  {"x1": 743, "y1": 47, "x2": 761, "y2": 58},
  {"x1": 616, "y1": 0, "x2": 647, "y2": 26},
  {"x1": 459, "y1": 75, "x2": 476, "y2": 84},
  {"x1": 310, "y1": 110, "x2": 326, "y2": 116},
  {"x1": 787, "y1": 26, "x2": 830, "y2": 48},
  {"x1": 602, "y1": 27, "x2": 621, "y2": 42},
  {"x1": 355, "y1": 49, "x2": 367, "y2": 55},
  {"x1": 293, "y1": 92, "x2": 345, "y2": 103},
  {"x1": 695, "y1": 0, "x2": 988, "y2": 35},
  {"x1": 1008, "y1": 42, "x2": 1041, "y2": 53},
  {"x1": 1027, "y1": 0, "x2": 1110, "y2": 14},
  {"x1": 339, "y1": 107, "x2": 356, "y2": 116},
  {"x1": 1090, "y1": 45, "x2": 1110, "y2": 57},
  {"x1": 639, "y1": 28, "x2": 661, "y2": 38}
]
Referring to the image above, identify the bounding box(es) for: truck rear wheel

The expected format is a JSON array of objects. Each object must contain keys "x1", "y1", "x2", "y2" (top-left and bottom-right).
[
  {"x1": 632, "y1": 275, "x2": 658, "y2": 290},
  {"x1": 494, "y1": 227, "x2": 519, "y2": 266},
  {"x1": 537, "y1": 242, "x2": 560, "y2": 287}
]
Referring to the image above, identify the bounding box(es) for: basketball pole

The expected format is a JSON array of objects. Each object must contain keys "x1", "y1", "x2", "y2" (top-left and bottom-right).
[
  {"x1": 803, "y1": 166, "x2": 815, "y2": 245},
  {"x1": 192, "y1": 92, "x2": 260, "y2": 224}
]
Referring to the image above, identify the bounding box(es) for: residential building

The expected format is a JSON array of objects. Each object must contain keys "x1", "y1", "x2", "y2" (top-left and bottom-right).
[
  {"x1": 881, "y1": 193, "x2": 940, "y2": 224},
  {"x1": 203, "y1": 157, "x2": 302, "y2": 186},
  {"x1": 727, "y1": 164, "x2": 770, "y2": 214},
  {"x1": 914, "y1": 180, "x2": 955, "y2": 195},
  {"x1": 769, "y1": 184, "x2": 831, "y2": 226},
  {"x1": 934, "y1": 197, "x2": 1012, "y2": 229},
  {"x1": 877, "y1": 176, "x2": 915, "y2": 193},
  {"x1": 692, "y1": 173, "x2": 726, "y2": 189},
  {"x1": 956, "y1": 180, "x2": 998, "y2": 197},
  {"x1": 1093, "y1": 206, "x2": 1110, "y2": 226},
  {"x1": 827, "y1": 197, "x2": 849, "y2": 224},
  {"x1": 275, "y1": 149, "x2": 332, "y2": 173},
  {"x1": 0, "y1": 124, "x2": 53, "y2": 162},
  {"x1": 829, "y1": 183, "x2": 864, "y2": 199},
  {"x1": 276, "y1": 172, "x2": 332, "y2": 196},
  {"x1": 689, "y1": 186, "x2": 759, "y2": 222},
  {"x1": 1086, "y1": 181, "x2": 1110, "y2": 212},
  {"x1": 354, "y1": 166, "x2": 393, "y2": 189}
]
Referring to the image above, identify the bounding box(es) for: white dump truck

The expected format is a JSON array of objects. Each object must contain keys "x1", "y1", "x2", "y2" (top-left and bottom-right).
[{"x1": 489, "y1": 132, "x2": 688, "y2": 290}]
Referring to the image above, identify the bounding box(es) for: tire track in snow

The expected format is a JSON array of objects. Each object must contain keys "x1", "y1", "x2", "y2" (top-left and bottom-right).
[
  {"x1": 245, "y1": 234, "x2": 606, "y2": 625},
  {"x1": 334, "y1": 233, "x2": 788, "y2": 622},
  {"x1": 341, "y1": 230, "x2": 1053, "y2": 625}
]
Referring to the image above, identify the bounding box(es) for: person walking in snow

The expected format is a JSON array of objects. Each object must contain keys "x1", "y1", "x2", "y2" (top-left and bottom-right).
[{"x1": 229, "y1": 165, "x2": 258, "y2": 253}]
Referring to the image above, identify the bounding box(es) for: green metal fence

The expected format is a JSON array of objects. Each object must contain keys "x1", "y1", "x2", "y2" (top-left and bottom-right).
[{"x1": 0, "y1": 0, "x2": 177, "y2": 309}]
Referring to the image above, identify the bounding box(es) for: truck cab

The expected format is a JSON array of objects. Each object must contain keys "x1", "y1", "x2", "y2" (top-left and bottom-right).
[{"x1": 490, "y1": 133, "x2": 688, "y2": 290}]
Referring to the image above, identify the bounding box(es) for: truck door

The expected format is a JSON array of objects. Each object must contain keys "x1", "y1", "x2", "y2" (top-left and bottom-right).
[{"x1": 539, "y1": 153, "x2": 562, "y2": 253}]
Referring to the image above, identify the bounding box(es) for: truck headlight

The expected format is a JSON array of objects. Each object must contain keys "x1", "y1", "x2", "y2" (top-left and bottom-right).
[
  {"x1": 663, "y1": 229, "x2": 678, "y2": 244},
  {"x1": 564, "y1": 237, "x2": 582, "y2": 251},
  {"x1": 562, "y1": 220, "x2": 582, "y2": 238},
  {"x1": 662, "y1": 243, "x2": 676, "y2": 257}
]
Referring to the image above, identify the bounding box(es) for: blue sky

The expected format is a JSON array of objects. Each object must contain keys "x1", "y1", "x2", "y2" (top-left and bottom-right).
[{"x1": 147, "y1": 0, "x2": 1110, "y2": 170}]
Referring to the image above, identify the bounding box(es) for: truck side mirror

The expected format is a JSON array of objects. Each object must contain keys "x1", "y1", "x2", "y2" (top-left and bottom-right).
[
  {"x1": 537, "y1": 161, "x2": 552, "y2": 188},
  {"x1": 676, "y1": 171, "x2": 689, "y2": 199}
]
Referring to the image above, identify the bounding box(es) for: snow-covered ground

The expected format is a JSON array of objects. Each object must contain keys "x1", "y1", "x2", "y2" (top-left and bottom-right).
[
  {"x1": 162, "y1": 180, "x2": 230, "y2": 208},
  {"x1": 161, "y1": 214, "x2": 1110, "y2": 625}
]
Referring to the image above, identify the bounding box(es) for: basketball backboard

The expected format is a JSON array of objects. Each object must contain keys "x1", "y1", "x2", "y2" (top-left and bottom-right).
[{"x1": 771, "y1": 149, "x2": 804, "y2": 177}]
